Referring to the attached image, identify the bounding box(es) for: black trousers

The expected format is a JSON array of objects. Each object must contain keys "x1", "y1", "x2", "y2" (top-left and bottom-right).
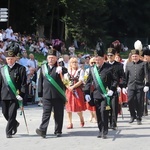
[
  {"x1": 1, "y1": 100, "x2": 19, "y2": 135},
  {"x1": 128, "y1": 89, "x2": 144, "y2": 120},
  {"x1": 143, "y1": 92, "x2": 148, "y2": 115},
  {"x1": 109, "y1": 94, "x2": 118, "y2": 127},
  {"x1": 94, "y1": 98, "x2": 108, "y2": 135},
  {"x1": 39, "y1": 98, "x2": 64, "y2": 134}
]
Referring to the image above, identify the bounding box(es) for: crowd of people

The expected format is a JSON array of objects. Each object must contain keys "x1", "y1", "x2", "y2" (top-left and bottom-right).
[{"x1": 0, "y1": 27, "x2": 150, "y2": 139}]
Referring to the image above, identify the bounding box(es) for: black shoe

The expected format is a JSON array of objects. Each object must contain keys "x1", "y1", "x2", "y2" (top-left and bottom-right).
[
  {"x1": 54, "y1": 132, "x2": 62, "y2": 137},
  {"x1": 137, "y1": 121, "x2": 142, "y2": 125},
  {"x1": 6, "y1": 134, "x2": 12, "y2": 138},
  {"x1": 12, "y1": 122, "x2": 20, "y2": 135},
  {"x1": 55, "y1": 133, "x2": 62, "y2": 137},
  {"x1": 137, "y1": 119, "x2": 142, "y2": 125},
  {"x1": 129, "y1": 117, "x2": 136, "y2": 123},
  {"x1": 36, "y1": 129, "x2": 46, "y2": 138},
  {"x1": 110, "y1": 124, "x2": 117, "y2": 130},
  {"x1": 102, "y1": 134, "x2": 107, "y2": 139},
  {"x1": 97, "y1": 133, "x2": 101, "y2": 138},
  {"x1": 111, "y1": 126, "x2": 117, "y2": 130}
]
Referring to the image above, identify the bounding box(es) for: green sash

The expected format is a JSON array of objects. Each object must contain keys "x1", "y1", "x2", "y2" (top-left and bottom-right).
[
  {"x1": 2, "y1": 65, "x2": 23, "y2": 107},
  {"x1": 93, "y1": 65, "x2": 111, "y2": 108},
  {"x1": 42, "y1": 64, "x2": 66, "y2": 101},
  {"x1": 4, "y1": 65, "x2": 17, "y2": 95}
]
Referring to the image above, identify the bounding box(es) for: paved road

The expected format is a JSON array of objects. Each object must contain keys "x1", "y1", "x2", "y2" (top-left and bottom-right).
[{"x1": 0, "y1": 104, "x2": 150, "y2": 150}]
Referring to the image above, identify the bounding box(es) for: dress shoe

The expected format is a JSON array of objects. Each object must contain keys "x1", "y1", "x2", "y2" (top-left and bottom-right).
[
  {"x1": 55, "y1": 133, "x2": 62, "y2": 137},
  {"x1": 97, "y1": 133, "x2": 101, "y2": 138},
  {"x1": 137, "y1": 120, "x2": 142, "y2": 125},
  {"x1": 110, "y1": 124, "x2": 117, "y2": 130},
  {"x1": 67, "y1": 123, "x2": 73, "y2": 129},
  {"x1": 36, "y1": 128, "x2": 46, "y2": 138},
  {"x1": 101, "y1": 134, "x2": 107, "y2": 139},
  {"x1": 6, "y1": 135, "x2": 12, "y2": 138},
  {"x1": 129, "y1": 117, "x2": 136, "y2": 123},
  {"x1": 12, "y1": 122, "x2": 20, "y2": 135},
  {"x1": 111, "y1": 126, "x2": 117, "y2": 130}
]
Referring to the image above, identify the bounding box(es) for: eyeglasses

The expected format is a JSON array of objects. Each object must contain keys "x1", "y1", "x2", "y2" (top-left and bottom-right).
[
  {"x1": 107, "y1": 55, "x2": 113, "y2": 57},
  {"x1": 72, "y1": 61, "x2": 78, "y2": 63}
]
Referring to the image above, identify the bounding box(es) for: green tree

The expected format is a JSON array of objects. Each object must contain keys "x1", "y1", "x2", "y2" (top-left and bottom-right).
[{"x1": 60, "y1": 0, "x2": 109, "y2": 47}]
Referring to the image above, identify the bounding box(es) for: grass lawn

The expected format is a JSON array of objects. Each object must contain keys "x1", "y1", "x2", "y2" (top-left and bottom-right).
[{"x1": 30, "y1": 49, "x2": 130, "y2": 66}]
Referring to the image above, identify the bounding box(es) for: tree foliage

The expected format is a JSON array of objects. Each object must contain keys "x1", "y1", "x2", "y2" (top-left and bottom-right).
[{"x1": 2, "y1": 0, "x2": 150, "y2": 47}]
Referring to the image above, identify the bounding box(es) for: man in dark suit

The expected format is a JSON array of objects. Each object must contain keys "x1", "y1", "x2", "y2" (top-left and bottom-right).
[
  {"x1": 106, "y1": 48, "x2": 124, "y2": 130},
  {"x1": 0, "y1": 42, "x2": 27, "y2": 138},
  {"x1": 122, "y1": 49, "x2": 149, "y2": 125},
  {"x1": 84, "y1": 53, "x2": 118, "y2": 139},
  {"x1": 36, "y1": 49, "x2": 67, "y2": 138},
  {"x1": 143, "y1": 49, "x2": 150, "y2": 116}
]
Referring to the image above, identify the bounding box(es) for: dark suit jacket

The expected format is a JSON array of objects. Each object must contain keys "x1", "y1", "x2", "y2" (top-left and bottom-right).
[
  {"x1": 0, "y1": 63, "x2": 27, "y2": 101},
  {"x1": 38, "y1": 63, "x2": 67, "y2": 101},
  {"x1": 84, "y1": 63, "x2": 118, "y2": 100},
  {"x1": 107, "y1": 61, "x2": 124, "y2": 88},
  {"x1": 123, "y1": 60, "x2": 149, "y2": 90}
]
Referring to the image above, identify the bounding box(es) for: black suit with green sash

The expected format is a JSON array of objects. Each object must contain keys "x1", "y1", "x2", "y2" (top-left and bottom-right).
[
  {"x1": 84, "y1": 63, "x2": 117, "y2": 136},
  {"x1": 0, "y1": 63, "x2": 26, "y2": 137},
  {"x1": 38, "y1": 63, "x2": 67, "y2": 135}
]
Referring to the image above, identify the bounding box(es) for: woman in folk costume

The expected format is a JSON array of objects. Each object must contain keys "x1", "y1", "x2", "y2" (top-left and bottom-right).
[
  {"x1": 64, "y1": 57, "x2": 86, "y2": 129},
  {"x1": 84, "y1": 57, "x2": 97, "y2": 123}
]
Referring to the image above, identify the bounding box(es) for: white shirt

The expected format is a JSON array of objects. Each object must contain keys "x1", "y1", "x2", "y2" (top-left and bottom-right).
[
  {"x1": 63, "y1": 61, "x2": 69, "y2": 68},
  {"x1": 19, "y1": 57, "x2": 29, "y2": 67},
  {"x1": 0, "y1": 33, "x2": 3, "y2": 41},
  {"x1": 27, "y1": 59, "x2": 38, "y2": 69},
  {"x1": 64, "y1": 68, "x2": 84, "y2": 82},
  {"x1": 5, "y1": 28, "x2": 13, "y2": 39}
]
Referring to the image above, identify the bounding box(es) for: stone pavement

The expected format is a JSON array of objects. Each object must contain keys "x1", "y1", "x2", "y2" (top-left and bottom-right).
[{"x1": 0, "y1": 104, "x2": 150, "y2": 150}]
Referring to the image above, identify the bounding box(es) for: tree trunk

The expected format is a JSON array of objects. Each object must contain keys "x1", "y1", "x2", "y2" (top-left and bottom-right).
[
  {"x1": 49, "y1": 2, "x2": 55, "y2": 41},
  {"x1": 60, "y1": 22, "x2": 65, "y2": 40},
  {"x1": 36, "y1": 25, "x2": 44, "y2": 38}
]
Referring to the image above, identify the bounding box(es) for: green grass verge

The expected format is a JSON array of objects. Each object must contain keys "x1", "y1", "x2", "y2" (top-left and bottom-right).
[{"x1": 29, "y1": 49, "x2": 130, "y2": 66}]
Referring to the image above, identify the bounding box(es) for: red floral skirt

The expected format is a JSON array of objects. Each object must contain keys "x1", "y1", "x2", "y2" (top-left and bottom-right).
[
  {"x1": 65, "y1": 87, "x2": 86, "y2": 112},
  {"x1": 86, "y1": 102, "x2": 96, "y2": 111}
]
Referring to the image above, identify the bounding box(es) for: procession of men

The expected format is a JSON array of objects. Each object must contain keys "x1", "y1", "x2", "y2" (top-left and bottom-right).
[{"x1": 0, "y1": 37, "x2": 150, "y2": 141}]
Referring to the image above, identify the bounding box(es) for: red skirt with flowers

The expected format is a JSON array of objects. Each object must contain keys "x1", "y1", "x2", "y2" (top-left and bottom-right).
[
  {"x1": 119, "y1": 90, "x2": 128, "y2": 104},
  {"x1": 118, "y1": 90, "x2": 128, "y2": 114},
  {"x1": 86, "y1": 102, "x2": 96, "y2": 111},
  {"x1": 65, "y1": 87, "x2": 86, "y2": 112}
]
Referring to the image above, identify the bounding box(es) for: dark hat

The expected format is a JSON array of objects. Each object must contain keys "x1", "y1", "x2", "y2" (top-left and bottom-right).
[
  {"x1": 95, "y1": 49, "x2": 104, "y2": 57},
  {"x1": 5, "y1": 50, "x2": 16, "y2": 57},
  {"x1": 142, "y1": 44, "x2": 149, "y2": 51},
  {"x1": 131, "y1": 49, "x2": 140, "y2": 55},
  {"x1": 143, "y1": 49, "x2": 150, "y2": 56},
  {"x1": 107, "y1": 48, "x2": 116, "y2": 55},
  {"x1": 6, "y1": 41, "x2": 20, "y2": 56},
  {"x1": 110, "y1": 40, "x2": 121, "y2": 53},
  {"x1": 48, "y1": 49, "x2": 57, "y2": 56}
]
